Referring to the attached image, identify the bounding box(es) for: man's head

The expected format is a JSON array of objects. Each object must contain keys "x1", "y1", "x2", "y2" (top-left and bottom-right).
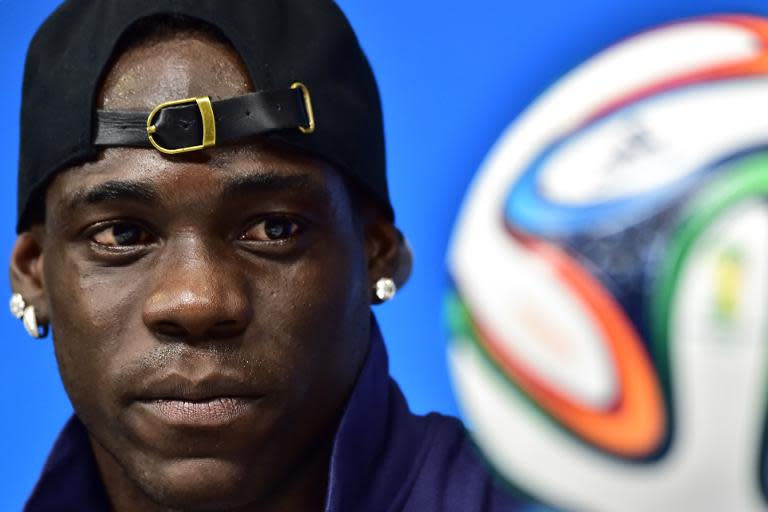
[{"x1": 10, "y1": 4, "x2": 410, "y2": 510}]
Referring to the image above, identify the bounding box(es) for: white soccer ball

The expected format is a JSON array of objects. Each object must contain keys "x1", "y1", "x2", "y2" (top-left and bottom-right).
[{"x1": 447, "y1": 15, "x2": 768, "y2": 512}]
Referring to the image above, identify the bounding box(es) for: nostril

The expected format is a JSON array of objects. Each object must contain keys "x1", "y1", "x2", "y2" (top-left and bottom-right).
[
  {"x1": 153, "y1": 321, "x2": 188, "y2": 338},
  {"x1": 208, "y1": 319, "x2": 245, "y2": 338}
]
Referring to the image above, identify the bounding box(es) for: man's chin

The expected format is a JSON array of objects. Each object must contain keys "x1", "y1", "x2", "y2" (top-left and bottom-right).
[
  {"x1": 127, "y1": 458, "x2": 261, "y2": 511},
  {"x1": 89, "y1": 411, "x2": 292, "y2": 510}
]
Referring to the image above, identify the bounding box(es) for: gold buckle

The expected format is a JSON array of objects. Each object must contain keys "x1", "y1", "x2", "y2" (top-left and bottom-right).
[
  {"x1": 291, "y1": 82, "x2": 316, "y2": 134},
  {"x1": 146, "y1": 96, "x2": 216, "y2": 154}
]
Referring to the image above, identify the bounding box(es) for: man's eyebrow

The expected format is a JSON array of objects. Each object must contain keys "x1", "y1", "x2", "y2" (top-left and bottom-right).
[
  {"x1": 221, "y1": 172, "x2": 330, "y2": 202},
  {"x1": 65, "y1": 180, "x2": 160, "y2": 210}
]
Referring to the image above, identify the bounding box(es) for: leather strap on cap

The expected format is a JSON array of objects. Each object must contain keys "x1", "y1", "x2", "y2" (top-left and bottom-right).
[{"x1": 93, "y1": 87, "x2": 312, "y2": 153}]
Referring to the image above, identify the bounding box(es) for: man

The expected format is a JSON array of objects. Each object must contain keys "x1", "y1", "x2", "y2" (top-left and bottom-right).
[{"x1": 10, "y1": 1, "x2": 521, "y2": 510}]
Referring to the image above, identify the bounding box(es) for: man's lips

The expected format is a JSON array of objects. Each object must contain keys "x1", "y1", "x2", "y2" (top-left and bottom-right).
[
  {"x1": 131, "y1": 373, "x2": 264, "y2": 428},
  {"x1": 136, "y1": 397, "x2": 261, "y2": 427}
]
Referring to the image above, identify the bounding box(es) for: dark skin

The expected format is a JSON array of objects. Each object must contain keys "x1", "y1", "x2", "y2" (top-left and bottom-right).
[{"x1": 10, "y1": 32, "x2": 409, "y2": 512}]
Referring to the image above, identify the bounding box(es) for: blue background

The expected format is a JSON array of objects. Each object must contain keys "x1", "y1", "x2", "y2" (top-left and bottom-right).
[{"x1": 4, "y1": 0, "x2": 768, "y2": 508}]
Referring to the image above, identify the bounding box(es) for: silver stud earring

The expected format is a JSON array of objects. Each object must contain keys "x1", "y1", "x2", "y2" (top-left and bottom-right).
[
  {"x1": 10, "y1": 293, "x2": 48, "y2": 339},
  {"x1": 374, "y1": 277, "x2": 397, "y2": 302},
  {"x1": 9, "y1": 293, "x2": 25, "y2": 320}
]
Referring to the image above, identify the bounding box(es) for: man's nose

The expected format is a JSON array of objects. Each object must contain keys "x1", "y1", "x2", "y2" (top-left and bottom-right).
[{"x1": 142, "y1": 240, "x2": 252, "y2": 341}]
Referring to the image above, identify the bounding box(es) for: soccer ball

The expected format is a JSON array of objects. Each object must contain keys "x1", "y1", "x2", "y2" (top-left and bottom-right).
[{"x1": 447, "y1": 15, "x2": 768, "y2": 512}]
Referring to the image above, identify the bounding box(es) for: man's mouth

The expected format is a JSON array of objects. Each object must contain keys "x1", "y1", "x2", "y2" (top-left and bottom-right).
[
  {"x1": 132, "y1": 373, "x2": 264, "y2": 428},
  {"x1": 137, "y1": 396, "x2": 261, "y2": 427}
]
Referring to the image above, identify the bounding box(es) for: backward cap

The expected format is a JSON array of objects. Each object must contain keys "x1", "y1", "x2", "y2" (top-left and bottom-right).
[{"x1": 18, "y1": 0, "x2": 390, "y2": 231}]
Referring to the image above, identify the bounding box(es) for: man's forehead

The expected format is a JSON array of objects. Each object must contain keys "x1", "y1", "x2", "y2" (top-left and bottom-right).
[
  {"x1": 99, "y1": 31, "x2": 253, "y2": 112},
  {"x1": 46, "y1": 143, "x2": 338, "y2": 215}
]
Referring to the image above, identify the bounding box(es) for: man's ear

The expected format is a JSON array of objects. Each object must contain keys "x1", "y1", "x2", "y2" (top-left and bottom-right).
[
  {"x1": 364, "y1": 211, "x2": 412, "y2": 304},
  {"x1": 9, "y1": 229, "x2": 49, "y2": 324}
]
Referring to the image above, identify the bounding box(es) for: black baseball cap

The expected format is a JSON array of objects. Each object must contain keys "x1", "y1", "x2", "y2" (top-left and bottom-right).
[{"x1": 17, "y1": 0, "x2": 392, "y2": 232}]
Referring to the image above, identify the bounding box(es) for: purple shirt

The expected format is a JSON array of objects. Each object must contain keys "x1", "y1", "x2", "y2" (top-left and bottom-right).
[{"x1": 26, "y1": 322, "x2": 526, "y2": 511}]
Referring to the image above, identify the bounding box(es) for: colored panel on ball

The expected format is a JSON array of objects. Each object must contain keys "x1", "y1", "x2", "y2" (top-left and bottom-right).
[
  {"x1": 505, "y1": 78, "x2": 768, "y2": 238},
  {"x1": 651, "y1": 153, "x2": 768, "y2": 393},
  {"x1": 649, "y1": 152, "x2": 768, "y2": 500},
  {"x1": 504, "y1": 15, "x2": 768, "y2": 239},
  {"x1": 450, "y1": 234, "x2": 666, "y2": 458}
]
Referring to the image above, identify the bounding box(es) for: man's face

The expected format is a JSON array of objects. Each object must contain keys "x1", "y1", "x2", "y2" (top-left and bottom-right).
[{"x1": 29, "y1": 32, "x2": 374, "y2": 510}]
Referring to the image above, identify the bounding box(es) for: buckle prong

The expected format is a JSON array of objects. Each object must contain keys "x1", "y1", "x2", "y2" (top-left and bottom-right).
[
  {"x1": 146, "y1": 96, "x2": 216, "y2": 154},
  {"x1": 291, "y1": 82, "x2": 316, "y2": 134}
]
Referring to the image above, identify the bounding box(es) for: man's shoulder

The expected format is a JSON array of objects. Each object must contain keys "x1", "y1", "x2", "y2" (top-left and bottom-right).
[
  {"x1": 371, "y1": 381, "x2": 528, "y2": 512},
  {"x1": 328, "y1": 332, "x2": 536, "y2": 511}
]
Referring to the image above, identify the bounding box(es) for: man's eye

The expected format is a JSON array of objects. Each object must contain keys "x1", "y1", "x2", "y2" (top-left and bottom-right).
[
  {"x1": 91, "y1": 223, "x2": 154, "y2": 247},
  {"x1": 240, "y1": 217, "x2": 302, "y2": 242}
]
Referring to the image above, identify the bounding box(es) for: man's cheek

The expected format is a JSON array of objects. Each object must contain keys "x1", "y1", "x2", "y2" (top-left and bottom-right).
[
  {"x1": 48, "y1": 265, "x2": 143, "y2": 402},
  {"x1": 51, "y1": 328, "x2": 114, "y2": 439},
  {"x1": 51, "y1": 258, "x2": 144, "y2": 332}
]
